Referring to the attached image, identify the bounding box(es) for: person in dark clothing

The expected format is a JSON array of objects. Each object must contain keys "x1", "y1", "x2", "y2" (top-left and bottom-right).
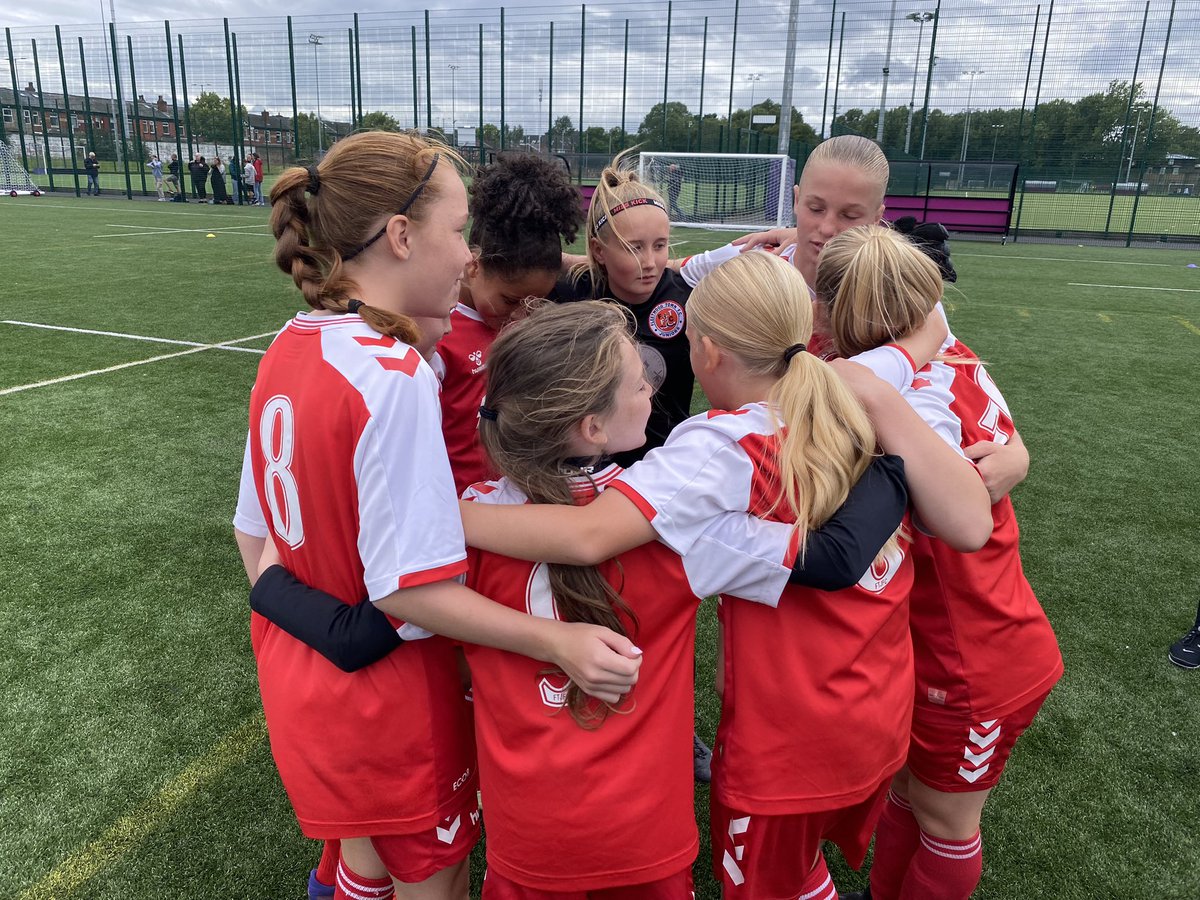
[
  {"x1": 188, "y1": 154, "x2": 208, "y2": 200},
  {"x1": 84, "y1": 152, "x2": 101, "y2": 195},
  {"x1": 210, "y1": 156, "x2": 230, "y2": 204},
  {"x1": 165, "y1": 154, "x2": 184, "y2": 200}
]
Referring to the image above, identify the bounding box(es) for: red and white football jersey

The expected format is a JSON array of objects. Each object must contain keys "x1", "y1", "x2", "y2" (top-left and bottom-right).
[
  {"x1": 237, "y1": 311, "x2": 475, "y2": 837},
  {"x1": 678, "y1": 241, "x2": 798, "y2": 287},
  {"x1": 433, "y1": 304, "x2": 497, "y2": 495},
  {"x1": 611, "y1": 404, "x2": 915, "y2": 814},
  {"x1": 860, "y1": 336, "x2": 1063, "y2": 720},
  {"x1": 461, "y1": 464, "x2": 798, "y2": 891}
]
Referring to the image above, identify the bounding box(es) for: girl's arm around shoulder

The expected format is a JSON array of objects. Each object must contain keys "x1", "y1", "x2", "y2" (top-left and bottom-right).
[
  {"x1": 459, "y1": 488, "x2": 657, "y2": 566},
  {"x1": 830, "y1": 359, "x2": 992, "y2": 551},
  {"x1": 373, "y1": 579, "x2": 641, "y2": 704}
]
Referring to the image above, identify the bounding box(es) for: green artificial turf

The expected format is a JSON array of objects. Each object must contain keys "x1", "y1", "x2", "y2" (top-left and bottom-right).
[{"x1": 1, "y1": 196, "x2": 1198, "y2": 899}]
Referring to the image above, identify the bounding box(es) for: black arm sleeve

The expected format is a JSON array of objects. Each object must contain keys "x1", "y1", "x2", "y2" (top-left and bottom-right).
[
  {"x1": 789, "y1": 454, "x2": 909, "y2": 591},
  {"x1": 250, "y1": 565, "x2": 403, "y2": 672}
]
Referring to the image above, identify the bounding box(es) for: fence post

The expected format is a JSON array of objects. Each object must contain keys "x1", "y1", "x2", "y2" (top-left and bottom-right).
[
  {"x1": 411, "y1": 26, "x2": 418, "y2": 129},
  {"x1": 164, "y1": 22, "x2": 185, "y2": 187},
  {"x1": 178, "y1": 34, "x2": 194, "y2": 160},
  {"x1": 223, "y1": 19, "x2": 239, "y2": 180},
  {"x1": 32, "y1": 40, "x2": 57, "y2": 192},
  {"x1": 1013, "y1": 0, "x2": 1054, "y2": 242},
  {"x1": 232, "y1": 31, "x2": 245, "y2": 202},
  {"x1": 6, "y1": 29, "x2": 31, "y2": 174},
  {"x1": 1105, "y1": 0, "x2": 1149, "y2": 236},
  {"x1": 347, "y1": 28, "x2": 357, "y2": 131},
  {"x1": 548, "y1": 21, "x2": 554, "y2": 152},
  {"x1": 78, "y1": 37, "x2": 96, "y2": 167},
  {"x1": 577, "y1": 4, "x2": 585, "y2": 179},
  {"x1": 125, "y1": 36, "x2": 147, "y2": 194},
  {"x1": 1013, "y1": 4, "x2": 1041, "y2": 163},
  {"x1": 500, "y1": 7, "x2": 505, "y2": 149},
  {"x1": 108, "y1": 23, "x2": 132, "y2": 199},
  {"x1": 425, "y1": 10, "x2": 432, "y2": 135},
  {"x1": 821, "y1": 1, "x2": 836, "y2": 139},
  {"x1": 478, "y1": 22, "x2": 484, "y2": 166},
  {"x1": 287, "y1": 17, "x2": 299, "y2": 159},
  {"x1": 55, "y1": 27, "x2": 81, "y2": 196},
  {"x1": 354, "y1": 13, "x2": 363, "y2": 128},
  {"x1": 918, "y1": 0, "x2": 941, "y2": 160},
  {"x1": 726, "y1": 0, "x2": 739, "y2": 153},
  {"x1": 698, "y1": 16, "x2": 707, "y2": 151},
  {"x1": 831, "y1": 12, "x2": 846, "y2": 139},
  {"x1": 1126, "y1": 0, "x2": 1176, "y2": 247},
  {"x1": 662, "y1": 1, "x2": 671, "y2": 150},
  {"x1": 620, "y1": 19, "x2": 628, "y2": 151}
]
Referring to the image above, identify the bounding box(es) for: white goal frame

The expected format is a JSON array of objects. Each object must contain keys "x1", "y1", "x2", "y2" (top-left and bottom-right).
[
  {"x1": 0, "y1": 140, "x2": 42, "y2": 195},
  {"x1": 638, "y1": 151, "x2": 795, "y2": 231}
]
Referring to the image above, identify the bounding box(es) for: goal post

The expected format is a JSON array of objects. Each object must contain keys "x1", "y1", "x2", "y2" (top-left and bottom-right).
[
  {"x1": 638, "y1": 152, "x2": 796, "y2": 230},
  {"x1": 0, "y1": 140, "x2": 41, "y2": 195}
]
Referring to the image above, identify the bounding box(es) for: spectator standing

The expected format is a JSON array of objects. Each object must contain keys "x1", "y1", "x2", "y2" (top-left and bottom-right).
[
  {"x1": 148, "y1": 155, "x2": 165, "y2": 200},
  {"x1": 189, "y1": 154, "x2": 209, "y2": 200},
  {"x1": 210, "y1": 156, "x2": 231, "y2": 204},
  {"x1": 84, "y1": 152, "x2": 101, "y2": 196},
  {"x1": 252, "y1": 153, "x2": 265, "y2": 206},
  {"x1": 166, "y1": 154, "x2": 184, "y2": 201},
  {"x1": 243, "y1": 157, "x2": 257, "y2": 204}
]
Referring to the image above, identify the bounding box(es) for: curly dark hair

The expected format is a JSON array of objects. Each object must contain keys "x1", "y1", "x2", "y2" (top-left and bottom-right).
[{"x1": 469, "y1": 152, "x2": 584, "y2": 278}]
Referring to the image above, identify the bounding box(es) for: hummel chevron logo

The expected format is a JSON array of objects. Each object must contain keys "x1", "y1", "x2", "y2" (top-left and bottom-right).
[
  {"x1": 958, "y1": 763, "x2": 991, "y2": 784},
  {"x1": 963, "y1": 745, "x2": 996, "y2": 767},
  {"x1": 436, "y1": 815, "x2": 461, "y2": 844},
  {"x1": 723, "y1": 816, "x2": 751, "y2": 885},
  {"x1": 969, "y1": 724, "x2": 1001, "y2": 748}
]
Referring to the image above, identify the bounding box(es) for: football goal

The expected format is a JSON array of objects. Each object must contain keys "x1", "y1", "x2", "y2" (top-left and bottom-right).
[
  {"x1": 0, "y1": 141, "x2": 41, "y2": 195},
  {"x1": 638, "y1": 152, "x2": 795, "y2": 230}
]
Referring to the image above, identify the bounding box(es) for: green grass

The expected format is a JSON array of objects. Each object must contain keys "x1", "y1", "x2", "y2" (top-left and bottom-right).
[{"x1": 1, "y1": 196, "x2": 1198, "y2": 899}]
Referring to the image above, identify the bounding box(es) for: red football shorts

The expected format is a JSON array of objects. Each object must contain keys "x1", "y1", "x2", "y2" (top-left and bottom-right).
[
  {"x1": 710, "y1": 781, "x2": 890, "y2": 897},
  {"x1": 906, "y1": 686, "x2": 1054, "y2": 793},
  {"x1": 482, "y1": 866, "x2": 693, "y2": 899},
  {"x1": 370, "y1": 778, "x2": 481, "y2": 883}
]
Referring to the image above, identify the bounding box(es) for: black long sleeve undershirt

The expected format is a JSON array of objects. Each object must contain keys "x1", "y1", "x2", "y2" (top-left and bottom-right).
[{"x1": 250, "y1": 453, "x2": 908, "y2": 673}]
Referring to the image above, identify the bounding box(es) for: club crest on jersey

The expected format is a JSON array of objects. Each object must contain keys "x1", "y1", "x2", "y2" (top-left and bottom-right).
[
  {"x1": 648, "y1": 300, "x2": 685, "y2": 339},
  {"x1": 857, "y1": 545, "x2": 905, "y2": 593},
  {"x1": 538, "y1": 674, "x2": 571, "y2": 708}
]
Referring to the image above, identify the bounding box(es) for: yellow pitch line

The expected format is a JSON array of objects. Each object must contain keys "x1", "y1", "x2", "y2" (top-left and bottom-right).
[
  {"x1": 1174, "y1": 317, "x2": 1200, "y2": 337},
  {"x1": 18, "y1": 714, "x2": 267, "y2": 900},
  {"x1": 1018, "y1": 308, "x2": 1031, "y2": 318},
  {"x1": 1098, "y1": 313, "x2": 1112, "y2": 323}
]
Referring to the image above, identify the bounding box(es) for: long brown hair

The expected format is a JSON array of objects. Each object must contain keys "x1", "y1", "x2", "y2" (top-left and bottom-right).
[
  {"x1": 269, "y1": 131, "x2": 463, "y2": 345},
  {"x1": 478, "y1": 301, "x2": 641, "y2": 728},
  {"x1": 687, "y1": 252, "x2": 893, "y2": 560}
]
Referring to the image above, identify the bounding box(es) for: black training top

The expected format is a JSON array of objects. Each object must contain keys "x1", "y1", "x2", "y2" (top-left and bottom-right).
[{"x1": 550, "y1": 268, "x2": 694, "y2": 467}]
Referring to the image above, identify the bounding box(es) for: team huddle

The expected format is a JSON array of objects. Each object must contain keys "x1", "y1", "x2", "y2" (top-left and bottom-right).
[{"x1": 232, "y1": 133, "x2": 1062, "y2": 900}]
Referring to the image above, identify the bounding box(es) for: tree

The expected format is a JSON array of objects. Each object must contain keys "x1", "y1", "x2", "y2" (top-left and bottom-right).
[
  {"x1": 636, "y1": 101, "x2": 695, "y2": 152},
  {"x1": 547, "y1": 115, "x2": 576, "y2": 153},
  {"x1": 358, "y1": 110, "x2": 400, "y2": 132},
  {"x1": 293, "y1": 112, "x2": 321, "y2": 160},
  {"x1": 188, "y1": 91, "x2": 247, "y2": 145}
]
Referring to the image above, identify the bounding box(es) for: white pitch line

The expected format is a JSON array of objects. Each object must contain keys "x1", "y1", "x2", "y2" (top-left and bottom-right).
[
  {"x1": 14, "y1": 201, "x2": 264, "y2": 220},
  {"x1": 0, "y1": 331, "x2": 271, "y2": 397},
  {"x1": 1067, "y1": 282, "x2": 1200, "y2": 293},
  {"x1": 958, "y1": 253, "x2": 1174, "y2": 267},
  {"x1": 94, "y1": 226, "x2": 273, "y2": 238}
]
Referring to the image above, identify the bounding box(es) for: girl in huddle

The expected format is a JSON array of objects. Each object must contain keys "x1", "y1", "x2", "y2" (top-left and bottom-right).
[
  {"x1": 683, "y1": 134, "x2": 1031, "y2": 499},
  {"x1": 232, "y1": 132, "x2": 640, "y2": 900},
  {"x1": 458, "y1": 252, "x2": 995, "y2": 899},
  {"x1": 815, "y1": 226, "x2": 1063, "y2": 900},
  {"x1": 435, "y1": 152, "x2": 584, "y2": 494},
  {"x1": 251, "y1": 296, "x2": 922, "y2": 896},
  {"x1": 551, "y1": 150, "x2": 700, "y2": 466}
]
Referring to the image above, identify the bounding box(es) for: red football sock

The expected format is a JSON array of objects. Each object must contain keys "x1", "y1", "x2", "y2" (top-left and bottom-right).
[
  {"x1": 334, "y1": 860, "x2": 395, "y2": 900},
  {"x1": 315, "y1": 839, "x2": 341, "y2": 887},
  {"x1": 897, "y1": 829, "x2": 983, "y2": 900},
  {"x1": 869, "y1": 790, "x2": 922, "y2": 900},
  {"x1": 797, "y1": 852, "x2": 838, "y2": 900}
]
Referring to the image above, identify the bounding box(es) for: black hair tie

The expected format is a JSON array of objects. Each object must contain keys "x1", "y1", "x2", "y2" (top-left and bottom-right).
[
  {"x1": 478, "y1": 405, "x2": 498, "y2": 421},
  {"x1": 346, "y1": 299, "x2": 364, "y2": 314},
  {"x1": 783, "y1": 343, "x2": 807, "y2": 363},
  {"x1": 306, "y1": 165, "x2": 321, "y2": 196}
]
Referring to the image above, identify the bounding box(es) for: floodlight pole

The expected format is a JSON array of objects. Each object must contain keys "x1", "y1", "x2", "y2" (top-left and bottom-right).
[
  {"x1": 876, "y1": 0, "x2": 898, "y2": 144},
  {"x1": 904, "y1": 12, "x2": 933, "y2": 155},
  {"x1": 746, "y1": 72, "x2": 761, "y2": 151},
  {"x1": 448, "y1": 63, "x2": 459, "y2": 141},
  {"x1": 309, "y1": 33, "x2": 323, "y2": 157}
]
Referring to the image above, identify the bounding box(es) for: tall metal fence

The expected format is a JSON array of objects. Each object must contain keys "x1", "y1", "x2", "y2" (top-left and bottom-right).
[{"x1": 3, "y1": 0, "x2": 1198, "y2": 242}]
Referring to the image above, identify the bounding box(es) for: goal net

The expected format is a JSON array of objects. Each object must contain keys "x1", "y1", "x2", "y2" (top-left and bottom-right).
[
  {"x1": 0, "y1": 140, "x2": 40, "y2": 194},
  {"x1": 638, "y1": 152, "x2": 795, "y2": 230}
]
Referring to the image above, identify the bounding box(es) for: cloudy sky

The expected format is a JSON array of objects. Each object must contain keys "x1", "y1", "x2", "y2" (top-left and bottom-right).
[{"x1": 4, "y1": 0, "x2": 1195, "y2": 138}]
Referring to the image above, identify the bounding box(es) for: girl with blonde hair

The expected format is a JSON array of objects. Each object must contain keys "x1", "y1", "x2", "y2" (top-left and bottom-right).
[{"x1": 816, "y1": 225, "x2": 1062, "y2": 900}]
